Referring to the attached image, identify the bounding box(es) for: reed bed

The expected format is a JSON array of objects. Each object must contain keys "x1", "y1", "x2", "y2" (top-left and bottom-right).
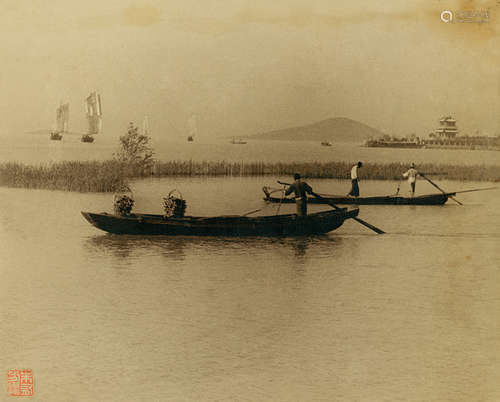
[
  {"x1": 0, "y1": 161, "x2": 127, "y2": 192},
  {"x1": 152, "y1": 160, "x2": 500, "y2": 182},
  {"x1": 0, "y1": 160, "x2": 498, "y2": 193}
]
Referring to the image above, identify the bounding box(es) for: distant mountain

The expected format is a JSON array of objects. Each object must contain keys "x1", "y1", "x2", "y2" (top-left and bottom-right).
[{"x1": 248, "y1": 117, "x2": 386, "y2": 143}]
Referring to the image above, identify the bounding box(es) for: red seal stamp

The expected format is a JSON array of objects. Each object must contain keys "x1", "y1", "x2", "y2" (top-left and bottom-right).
[{"x1": 7, "y1": 369, "x2": 34, "y2": 397}]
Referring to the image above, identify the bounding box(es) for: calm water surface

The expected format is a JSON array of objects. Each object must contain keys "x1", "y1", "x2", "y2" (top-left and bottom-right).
[
  {"x1": 1, "y1": 177, "x2": 499, "y2": 401},
  {"x1": 2, "y1": 134, "x2": 500, "y2": 166}
]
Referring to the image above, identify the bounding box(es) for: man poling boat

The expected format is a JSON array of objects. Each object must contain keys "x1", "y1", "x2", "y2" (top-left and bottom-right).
[
  {"x1": 347, "y1": 161, "x2": 363, "y2": 197},
  {"x1": 283, "y1": 173, "x2": 314, "y2": 216},
  {"x1": 402, "y1": 163, "x2": 418, "y2": 196},
  {"x1": 263, "y1": 184, "x2": 496, "y2": 206},
  {"x1": 278, "y1": 179, "x2": 385, "y2": 234}
]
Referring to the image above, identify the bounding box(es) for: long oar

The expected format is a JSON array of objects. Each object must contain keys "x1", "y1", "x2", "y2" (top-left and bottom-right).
[
  {"x1": 452, "y1": 187, "x2": 497, "y2": 194},
  {"x1": 394, "y1": 179, "x2": 402, "y2": 196},
  {"x1": 275, "y1": 183, "x2": 287, "y2": 215},
  {"x1": 311, "y1": 192, "x2": 385, "y2": 234},
  {"x1": 418, "y1": 173, "x2": 463, "y2": 205},
  {"x1": 277, "y1": 181, "x2": 384, "y2": 234},
  {"x1": 241, "y1": 209, "x2": 261, "y2": 216}
]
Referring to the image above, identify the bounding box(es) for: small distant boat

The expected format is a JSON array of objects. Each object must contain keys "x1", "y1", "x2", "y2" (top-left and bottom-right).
[
  {"x1": 81, "y1": 208, "x2": 359, "y2": 236},
  {"x1": 50, "y1": 132, "x2": 63, "y2": 141},
  {"x1": 364, "y1": 138, "x2": 423, "y2": 149},
  {"x1": 50, "y1": 103, "x2": 69, "y2": 141},
  {"x1": 187, "y1": 114, "x2": 197, "y2": 142},
  {"x1": 230, "y1": 137, "x2": 247, "y2": 144},
  {"x1": 81, "y1": 134, "x2": 94, "y2": 143},
  {"x1": 321, "y1": 141, "x2": 332, "y2": 147},
  {"x1": 81, "y1": 91, "x2": 102, "y2": 143}
]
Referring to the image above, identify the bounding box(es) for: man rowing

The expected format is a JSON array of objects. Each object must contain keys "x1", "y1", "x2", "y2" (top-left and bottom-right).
[
  {"x1": 284, "y1": 173, "x2": 314, "y2": 216},
  {"x1": 403, "y1": 163, "x2": 419, "y2": 196}
]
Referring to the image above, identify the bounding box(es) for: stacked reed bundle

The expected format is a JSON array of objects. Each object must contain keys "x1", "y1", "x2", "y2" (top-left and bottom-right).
[{"x1": 163, "y1": 190, "x2": 187, "y2": 218}]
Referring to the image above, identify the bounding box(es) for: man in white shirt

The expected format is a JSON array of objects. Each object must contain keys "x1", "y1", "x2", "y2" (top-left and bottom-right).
[
  {"x1": 403, "y1": 163, "x2": 419, "y2": 196},
  {"x1": 347, "y1": 161, "x2": 363, "y2": 197}
]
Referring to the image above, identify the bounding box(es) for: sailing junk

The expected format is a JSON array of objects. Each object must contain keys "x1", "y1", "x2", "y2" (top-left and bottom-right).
[
  {"x1": 50, "y1": 103, "x2": 69, "y2": 140},
  {"x1": 82, "y1": 92, "x2": 102, "y2": 143},
  {"x1": 187, "y1": 114, "x2": 196, "y2": 142}
]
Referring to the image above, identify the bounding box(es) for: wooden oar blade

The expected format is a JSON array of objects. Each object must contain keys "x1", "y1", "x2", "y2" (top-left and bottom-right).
[
  {"x1": 353, "y1": 217, "x2": 385, "y2": 234},
  {"x1": 310, "y1": 191, "x2": 385, "y2": 235},
  {"x1": 450, "y1": 196, "x2": 463, "y2": 205}
]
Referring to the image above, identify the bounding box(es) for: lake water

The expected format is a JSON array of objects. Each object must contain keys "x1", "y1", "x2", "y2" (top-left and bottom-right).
[
  {"x1": 1, "y1": 176, "x2": 499, "y2": 401},
  {"x1": 2, "y1": 134, "x2": 500, "y2": 166}
]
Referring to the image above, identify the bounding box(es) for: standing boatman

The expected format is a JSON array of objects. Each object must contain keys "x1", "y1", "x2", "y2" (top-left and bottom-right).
[
  {"x1": 347, "y1": 161, "x2": 363, "y2": 197},
  {"x1": 403, "y1": 163, "x2": 419, "y2": 196},
  {"x1": 284, "y1": 173, "x2": 314, "y2": 216}
]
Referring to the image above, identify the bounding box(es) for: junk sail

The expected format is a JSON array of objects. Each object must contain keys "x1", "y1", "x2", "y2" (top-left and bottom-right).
[
  {"x1": 187, "y1": 114, "x2": 196, "y2": 142},
  {"x1": 82, "y1": 91, "x2": 102, "y2": 143},
  {"x1": 50, "y1": 103, "x2": 69, "y2": 140}
]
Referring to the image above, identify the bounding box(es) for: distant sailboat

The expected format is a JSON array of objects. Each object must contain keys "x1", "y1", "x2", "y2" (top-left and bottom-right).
[
  {"x1": 187, "y1": 114, "x2": 196, "y2": 142},
  {"x1": 50, "y1": 103, "x2": 69, "y2": 140},
  {"x1": 81, "y1": 91, "x2": 102, "y2": 143},
  {"x1": 230, "y1": 137, "x2": 247, "y2": 145}
]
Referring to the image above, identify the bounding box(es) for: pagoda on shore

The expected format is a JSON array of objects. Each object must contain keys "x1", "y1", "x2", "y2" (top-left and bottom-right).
[{"x1": 434, "y1": 116, "x2": 458, "y2": 139}]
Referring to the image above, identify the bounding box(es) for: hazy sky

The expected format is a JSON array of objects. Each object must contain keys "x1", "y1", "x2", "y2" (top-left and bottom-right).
[{"x1": 0, "y1": 0, "x2": 498, "y2": 141}]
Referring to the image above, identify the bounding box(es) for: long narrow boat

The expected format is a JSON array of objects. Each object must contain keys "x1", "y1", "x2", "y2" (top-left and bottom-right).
[
  {"x1": 82, "y1": 208, "x2": 359, "y2": 236},
  {"x1": 263, "y1": 187, "x2": 453, "y2": 205}
]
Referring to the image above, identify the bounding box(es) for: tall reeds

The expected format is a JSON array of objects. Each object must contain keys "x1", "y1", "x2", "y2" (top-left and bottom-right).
[
  {"x1": 0, "y1": 161, "x2": 127, "y2": 192},
  {"x1": 151, "y1": 160, "x2": 499, "y2": 182},
  {"x1": 0, "y1": 160, "x2": 498, "y2": 192}
]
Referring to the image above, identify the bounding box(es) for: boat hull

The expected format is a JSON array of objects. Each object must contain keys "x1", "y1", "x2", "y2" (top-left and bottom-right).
[
  {"x1": 263, "y1": 192, "x2": 453, "y2": 205},
  {"x1": 81, "y1": 134, "x2": 94, "y2": 143},
  {"x1": 82, "y1": 208, "x2": 359, "y2": 236}
]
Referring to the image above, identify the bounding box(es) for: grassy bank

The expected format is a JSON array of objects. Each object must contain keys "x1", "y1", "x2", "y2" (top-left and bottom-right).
[{"x1": 0, "y1": 160, "x2": 498, "y2": 192}]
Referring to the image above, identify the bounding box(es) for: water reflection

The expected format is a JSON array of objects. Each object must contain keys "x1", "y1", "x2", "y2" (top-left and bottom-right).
[
  {"x1": 84, "y1": 235, "x2": 188, "y2": 261},
  {"x1": 83, "y1": 233, "x2": 342, "y2": 263}
]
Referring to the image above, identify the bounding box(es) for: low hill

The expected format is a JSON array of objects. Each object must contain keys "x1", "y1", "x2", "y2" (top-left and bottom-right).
[{"x1": 248, "y1": 117, "x2": 385, "y2": 143}]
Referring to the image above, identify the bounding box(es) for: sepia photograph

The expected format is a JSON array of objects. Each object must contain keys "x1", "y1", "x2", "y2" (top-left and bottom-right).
[{"x1": 1, "y1": 0, "x2": 499, "y2": 400}]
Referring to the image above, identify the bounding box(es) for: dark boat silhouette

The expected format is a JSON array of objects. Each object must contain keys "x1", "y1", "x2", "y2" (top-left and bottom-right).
[{"x1": 81, "y1": 208, "x2": 359, "y2": 236}]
